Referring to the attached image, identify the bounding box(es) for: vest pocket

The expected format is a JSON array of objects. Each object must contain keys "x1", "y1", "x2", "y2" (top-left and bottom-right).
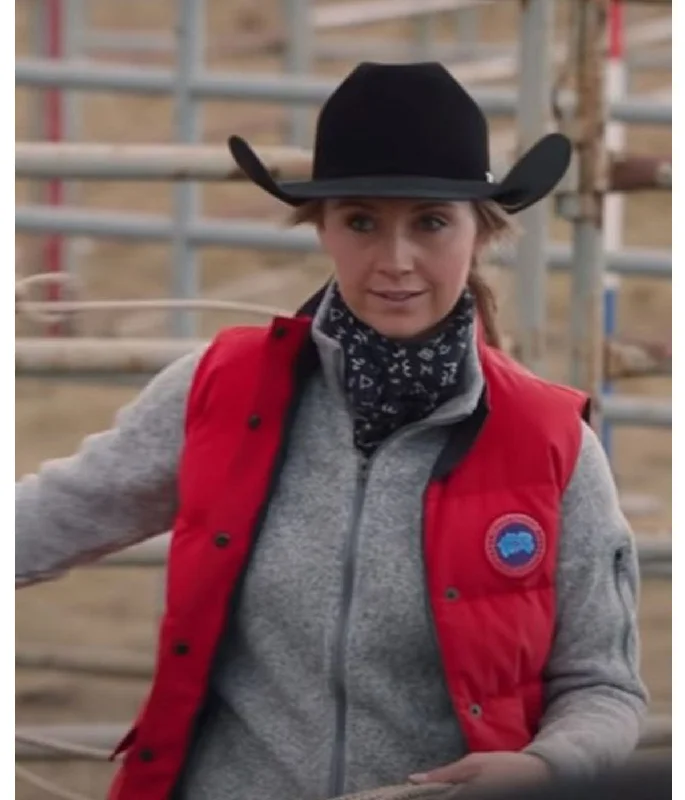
[
  {"x1": 490, "y1": 695, "x2": 536, "y2": 748},
  {"x1": 613, "y1": 546, "x2": 636, "y2": 661},
  {"x1": 110, "y1": 726, "x2": 138, "y2": 761},
  {"x1": 458, "y1": 694, "x2": 534, "y2": 751}
]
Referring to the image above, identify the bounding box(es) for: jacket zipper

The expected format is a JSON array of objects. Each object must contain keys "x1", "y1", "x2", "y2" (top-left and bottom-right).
[
  {"x1": 326, "y1": 419, "x2": 458, "y2": 797},
  {"x1": 613, "y1": 547, "x2": 633, "y2": 661},
  {"x1": 327, "y1": 455, "x2": 370, "y2": 799}
]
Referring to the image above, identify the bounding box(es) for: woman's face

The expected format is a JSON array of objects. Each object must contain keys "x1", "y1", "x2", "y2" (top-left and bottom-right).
[{"x1": 318, "y1": 198, "x2": 480, "y2": 339}]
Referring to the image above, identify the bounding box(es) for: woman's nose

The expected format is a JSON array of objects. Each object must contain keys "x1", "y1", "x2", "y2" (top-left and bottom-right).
[{"x1": 375, "y1": 234, "x2": 415, "y2": 275}]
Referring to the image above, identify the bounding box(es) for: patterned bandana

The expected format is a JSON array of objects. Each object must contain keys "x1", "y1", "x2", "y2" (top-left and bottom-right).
[{"x1": 320, "y1": 284, "x2": 475, "y2": 457}]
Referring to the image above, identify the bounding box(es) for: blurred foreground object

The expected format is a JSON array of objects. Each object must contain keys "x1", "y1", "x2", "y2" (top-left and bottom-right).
[{"x1": 332, "y1": 755, "x2": 671, "y2": 800}]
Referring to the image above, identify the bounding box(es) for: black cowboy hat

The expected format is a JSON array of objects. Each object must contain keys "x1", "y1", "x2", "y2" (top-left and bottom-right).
[{"x1": 227, "y1": 62, "x2": 571, "y2": 214}]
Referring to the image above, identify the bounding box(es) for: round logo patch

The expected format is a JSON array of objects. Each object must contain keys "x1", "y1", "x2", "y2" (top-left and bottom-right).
[{"x1": 485, "y1": 514, "x2": 546, "y2": 577}]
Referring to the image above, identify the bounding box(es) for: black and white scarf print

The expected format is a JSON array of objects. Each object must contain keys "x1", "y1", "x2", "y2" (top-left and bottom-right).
[{"x1": 321, "y1": 284, "x2": 475, "y2": 457}]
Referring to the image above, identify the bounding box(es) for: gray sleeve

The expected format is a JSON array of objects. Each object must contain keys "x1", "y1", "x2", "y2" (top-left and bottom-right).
[
  {"x1": 15, "y1": 349, "x2": 205, "y2": 587},
  {"x1": 523, "y1": 421, "x2": 649, "y2": 776}
]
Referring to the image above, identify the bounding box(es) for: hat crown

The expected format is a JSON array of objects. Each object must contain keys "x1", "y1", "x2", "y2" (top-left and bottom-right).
[{"x1": 312, "y1": 62, "x2": 490, "y2": 183}]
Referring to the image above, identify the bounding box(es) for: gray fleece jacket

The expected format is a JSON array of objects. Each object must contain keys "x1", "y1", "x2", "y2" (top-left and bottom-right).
[{"x1": 16, "y1": 289, "x2": 648, "y2": 800}]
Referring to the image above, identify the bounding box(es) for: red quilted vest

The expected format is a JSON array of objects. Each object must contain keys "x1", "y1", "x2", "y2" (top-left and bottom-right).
[{"x1": 108, "y1": 315, "x2": 588, "y2": 799}]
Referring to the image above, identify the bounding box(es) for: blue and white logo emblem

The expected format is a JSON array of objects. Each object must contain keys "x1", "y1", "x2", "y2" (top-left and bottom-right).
[{"x1": 485, "y1": 514, "x2": 546, "y2": 577}]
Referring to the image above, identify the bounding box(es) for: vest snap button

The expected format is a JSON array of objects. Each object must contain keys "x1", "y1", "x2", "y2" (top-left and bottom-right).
[
  {"x1": 273, "y1": 325, "x2": 288, "y2": 339},
  {"x1": 445, "y1": 587, "x2": 460, "y2": 600},
  {"x1": 469, "y1": 703, "x2": 483, "y2": 718},
  {"x1": 214, "y1": 532, "x2": 231, "y2": 548},
  {"x1": 138, "y1": 747, "x2": 155, "y2": 762},
  {"x1": 173, "y1": 641, "x2": 190, "y2": 655},
  {"x1": 247, "y1": 414, "x2": 262, "y2": 430}
]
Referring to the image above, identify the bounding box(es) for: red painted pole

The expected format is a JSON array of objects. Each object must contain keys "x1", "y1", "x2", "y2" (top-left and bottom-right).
[{"x1": 44, "y1": 0, "x2": 65, "y2": 336}]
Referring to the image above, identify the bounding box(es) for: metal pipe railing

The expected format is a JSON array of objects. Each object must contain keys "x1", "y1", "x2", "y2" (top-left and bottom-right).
[
  {"x1": 15, "y1": 205, "x2": 673, "y2": 278},
  {"x1": 15, "y1": 59, "x2": 672, "y2": 124}
]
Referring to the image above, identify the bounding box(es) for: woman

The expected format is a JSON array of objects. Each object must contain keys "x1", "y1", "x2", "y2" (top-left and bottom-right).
[{"x1": 16, "y1": 62, "x2": 648, "y2": 800}]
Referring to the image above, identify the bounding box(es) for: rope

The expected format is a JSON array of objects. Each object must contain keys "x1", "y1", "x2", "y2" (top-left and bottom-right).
[
  {"x1": 16, "y1": 731, "x2": 112, "y2": 761},
  {"x1": 15, "y1": 764, "x2": 96, "y2": 800},
  {"x1": 15, "y1": 273, "x2": 292, "y2": 326},
  {"x1": 15, "y1": 273, "x2": 80, "y2": 324},
  {"x1": 14, "y1": 732, "x2": 455, "y2": 800},
  {"x1": 14, "y1": 764, "x2": 455, "y2": 800},
  {"x1": 334, "y1": 784, "x2": 461, "y2": 800}
]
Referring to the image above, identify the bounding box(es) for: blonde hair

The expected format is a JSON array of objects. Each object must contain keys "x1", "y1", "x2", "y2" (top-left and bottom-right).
[{"x1": 288, "y1": 199, "x2": 518, "y2": 348}]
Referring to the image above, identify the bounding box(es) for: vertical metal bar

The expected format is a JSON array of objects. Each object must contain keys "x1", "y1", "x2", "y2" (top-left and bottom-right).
[
  {"x1": 453, "y1": 4, "x2": 480, "y2": 60},
  {"x1": 513, "y1": 0, "x2": 554, "y2": 375},
  {"x1": 601, "y1": 0, "x2": 626, "y2": 457},
  {"x1": 44, "y1": 0, "x2": 66, "y2": 335},
  {"x1": 24, "y1": 0, "x2": 61, "y2": 333},
  {"x1": 172, "y1": 0, "x2": 203, "y2": 337},
  {"x1": 62, "y1": 0, "x2": 83, "y2": 282},
  {"x1": 568, "y1": 0, "x2": 607, "y2": 418},
  {"x1": 283, "y1": 0, "x2": 312, "y2": 146},
  {"x1": 414, "y1": 12, "x2": 436, "y2": 60},
  {"x1": 27, "y1": 0, "x2": 47, "y2": 281},
  {"x1": 602, "y1": 273, "x2": 618, "y2": 445}
]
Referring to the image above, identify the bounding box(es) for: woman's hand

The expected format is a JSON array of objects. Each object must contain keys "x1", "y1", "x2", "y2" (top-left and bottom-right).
[{"x1": 408, "y1": 752, "x2": 552, "y2": 789}]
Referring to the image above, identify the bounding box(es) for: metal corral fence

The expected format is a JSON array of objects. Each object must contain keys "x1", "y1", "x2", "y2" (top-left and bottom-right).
[
  {"x1": 15, "y1": 0, "x2": 672, "y2": 423},
  {"x1": 15, "y1": 0, "x2": 672, "y2": 773}
]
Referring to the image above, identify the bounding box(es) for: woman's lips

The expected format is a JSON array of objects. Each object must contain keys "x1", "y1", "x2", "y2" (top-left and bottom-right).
[{"x1": 370, "y1": 290, "x2": 425, "y2": 303}]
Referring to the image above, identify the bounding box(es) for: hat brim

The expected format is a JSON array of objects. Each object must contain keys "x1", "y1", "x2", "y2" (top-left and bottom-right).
[{"x1": 227, "y1": 132, "x2": 571, "y2": 214}]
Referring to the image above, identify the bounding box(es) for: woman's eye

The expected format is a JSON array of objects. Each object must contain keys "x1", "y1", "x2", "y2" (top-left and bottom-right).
[
  {"x1": 417, "y1": 214, "x2": 448, "y2": 231},
  {"x1": 346, "y1": 214, "x2": 375, "y2": 233}
]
